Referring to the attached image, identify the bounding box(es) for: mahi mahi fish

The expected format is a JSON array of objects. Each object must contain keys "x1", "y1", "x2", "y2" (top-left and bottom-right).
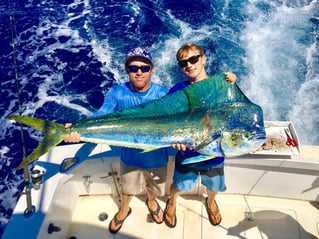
[{"x1": 7, "y1": 73, "x2": 266, "y2": 169}]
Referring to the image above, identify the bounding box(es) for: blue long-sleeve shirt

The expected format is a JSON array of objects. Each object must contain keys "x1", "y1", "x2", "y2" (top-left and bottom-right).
[{"x1": 91, "y1": 81, "x2": 169, "y2": 168}]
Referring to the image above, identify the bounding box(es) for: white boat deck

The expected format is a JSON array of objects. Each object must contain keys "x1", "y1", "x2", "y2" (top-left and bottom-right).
[
  {"x1": 65, "y1": 141, "x2": 319, "y2": 239},
  {"x1": 68, "y1": 193, "x2": 319, "y2": 239},
  {"x1": 2, "y1": 121, "x2": 319, "y2": 239}
]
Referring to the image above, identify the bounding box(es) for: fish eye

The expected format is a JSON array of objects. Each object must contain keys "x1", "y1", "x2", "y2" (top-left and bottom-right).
[{"x1": 243, "y1": 132, "x2": 250, "y2": 138}]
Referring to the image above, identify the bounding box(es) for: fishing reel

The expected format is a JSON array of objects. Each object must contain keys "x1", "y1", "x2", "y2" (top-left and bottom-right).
[{"x1": 30, "y1": 168, "x2": 45, "y2": 190}]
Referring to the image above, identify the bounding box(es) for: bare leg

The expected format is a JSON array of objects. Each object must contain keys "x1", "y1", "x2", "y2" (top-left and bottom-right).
[
  {"x1": 164, "y1": 183, "x2": 180, "y2": 227},
  {"x1": 206, "y1": 189, "x2": 221, "y2": 225},
  {"x1": 109, "y1": 193, "x2": 133, "y2": 232},
  {"x1": 146, "y1": 189, "x2": 164, "y2": 223},
  {"x1": 206, "y1": 190, "x2": 217, "y2": 203}
]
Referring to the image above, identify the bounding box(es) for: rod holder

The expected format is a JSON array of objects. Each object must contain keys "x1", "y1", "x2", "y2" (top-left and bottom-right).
[{"x1": 31, "y1": 169, "x2": 44, "y2": 190}]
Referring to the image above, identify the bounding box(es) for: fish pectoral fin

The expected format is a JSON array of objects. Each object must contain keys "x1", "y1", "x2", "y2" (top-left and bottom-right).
[
  {"x1": 181, "y1": 155, "x2": 216, "y2": 165},
  {"x1": 194, "y1": 139, "x2": 213, "y2": 151},
  {"x1": 194, "y1": 132, "x2": 221, "y2": 151}
]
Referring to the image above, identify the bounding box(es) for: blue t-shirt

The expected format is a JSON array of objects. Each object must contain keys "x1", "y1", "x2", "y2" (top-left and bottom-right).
[
  {"x1": 91, "y1": 81, "x2": 169, "y2": 168},
  {"x1": 168, "y1": 79, "x2": 224, "y2": 170}
]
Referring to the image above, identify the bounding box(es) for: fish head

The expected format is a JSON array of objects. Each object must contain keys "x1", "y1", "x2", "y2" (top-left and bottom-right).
[
  {"x1": 221, "y1": 126, "x2": 266, "y2": 157},
  {"x1": 218, "y1": 101, "x2": 266, "y2": 157}
]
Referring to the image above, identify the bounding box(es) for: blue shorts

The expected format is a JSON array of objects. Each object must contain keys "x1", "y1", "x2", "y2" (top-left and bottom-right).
[{"x1": 173, "y1": 162, "x2": 226, "y2": 192}]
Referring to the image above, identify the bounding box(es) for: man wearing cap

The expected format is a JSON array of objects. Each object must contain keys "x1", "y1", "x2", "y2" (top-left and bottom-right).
[{"x1": 64, "y1": 46, "x2": 168, "y2": 233}]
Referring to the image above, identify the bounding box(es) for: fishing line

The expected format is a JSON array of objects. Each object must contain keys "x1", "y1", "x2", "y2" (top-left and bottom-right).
[
  {"x1": 137, "y1": 2, "x2": 169, "y2": 17},
  {"x1": 7, "y1": 0, "x2": 27, "y2": 159}
]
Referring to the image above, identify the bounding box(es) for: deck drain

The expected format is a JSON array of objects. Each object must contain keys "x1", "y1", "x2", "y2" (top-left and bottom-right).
[{"x1": 98, "y1": 212, "x2": 108, "y2": 221}]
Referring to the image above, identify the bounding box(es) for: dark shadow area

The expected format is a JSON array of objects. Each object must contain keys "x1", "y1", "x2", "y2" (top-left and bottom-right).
[{"x1": 227, "y1": 210, "x2": 318, "y2": 239}]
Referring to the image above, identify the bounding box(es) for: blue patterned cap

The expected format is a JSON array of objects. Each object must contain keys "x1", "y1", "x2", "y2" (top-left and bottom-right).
[{"x1": 125, "y1": 46, "x2": 153, "y2": 65}]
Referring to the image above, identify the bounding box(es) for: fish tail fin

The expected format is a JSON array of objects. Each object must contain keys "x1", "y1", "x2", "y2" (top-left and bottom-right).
[{"x1": 7, "y1": 115, "x2": 67, "y2": 169}]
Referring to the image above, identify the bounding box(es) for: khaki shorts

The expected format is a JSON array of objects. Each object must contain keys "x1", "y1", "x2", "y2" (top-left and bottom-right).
[{"x1": 120, "y1": 162, "x2": 167, "y2": 196}]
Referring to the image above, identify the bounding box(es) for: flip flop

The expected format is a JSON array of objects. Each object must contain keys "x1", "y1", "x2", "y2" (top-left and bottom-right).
[
  {"x1": 146, "y1": 198, "x2": 164, "y2": 224},
  {"x1": 164, "y1": 199, "x2": 177, "y2": 228},
  {"x1": 108, "y1": 208, "x2": 132, "y2": 234},
  {"x1": 205, "y1": 197, "x2": 221, "y2": 226}
]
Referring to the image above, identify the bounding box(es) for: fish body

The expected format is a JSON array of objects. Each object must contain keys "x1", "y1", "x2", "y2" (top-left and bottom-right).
[{"x1": 7, "y1": 74, "x2": 266, "y2": 169}]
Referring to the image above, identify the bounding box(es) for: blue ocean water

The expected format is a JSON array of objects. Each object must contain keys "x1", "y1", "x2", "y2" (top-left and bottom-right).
[{"x1": 0, "y1": 0, "x2": 318, "y2": 236}]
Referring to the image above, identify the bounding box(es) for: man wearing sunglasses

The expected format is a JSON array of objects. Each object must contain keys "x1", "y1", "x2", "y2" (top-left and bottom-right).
[
  {"x1": 64, "y1": 46, "x2": 169, "y2": 233},
  {"x1": 163, "y1": 43, "x2": 237, "y2": 229}
]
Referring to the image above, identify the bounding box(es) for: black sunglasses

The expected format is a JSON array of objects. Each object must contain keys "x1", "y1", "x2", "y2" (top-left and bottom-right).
[
  {"x1": 127, "y1": 65, "x2": 151, "y2": 73},
  {"x1": 178, "y1": 55, "x2": 201, "y2": 68}
]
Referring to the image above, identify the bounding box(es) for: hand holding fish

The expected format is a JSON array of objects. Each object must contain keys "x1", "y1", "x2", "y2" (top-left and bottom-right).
[
  {"x1": 171, "y1": 143, "x2": 193, "y2": 151},
  {"x1": 64, "y1": 123, "x2": 81, "y2": 143},
  {"x1": 224, "y1": 72, "x2": 237, "y2": 84}
]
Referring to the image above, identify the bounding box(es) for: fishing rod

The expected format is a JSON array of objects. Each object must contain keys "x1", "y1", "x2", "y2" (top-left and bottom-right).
[{"x1": 7, "y1": 0, "x2": 37, "y2": 216}]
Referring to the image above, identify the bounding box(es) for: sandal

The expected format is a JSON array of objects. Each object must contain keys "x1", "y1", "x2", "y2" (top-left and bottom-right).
[
  {"x1": 164, "y1": 199, "x2": 177, "y2": 228},
  {"x1": 108, "y1": 208, "x2": 132, "y2": 234},
  {"x1": 146, "y1": 198, "x2": 164, "y2": 224},
  {"x1": 205, "y1": 197, "x2": 221, "y2": 226}
]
